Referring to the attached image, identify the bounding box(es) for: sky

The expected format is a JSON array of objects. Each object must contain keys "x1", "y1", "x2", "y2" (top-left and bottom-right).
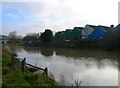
[{"x1": 1, "y1": 0, "x2": 120, "y2": 36}]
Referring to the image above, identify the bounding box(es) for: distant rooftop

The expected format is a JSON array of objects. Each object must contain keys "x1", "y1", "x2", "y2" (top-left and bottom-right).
[
  {"x1": 74, "y1": 27, "x2": 84, "y2": 30},
  {"x1": 87, "y1": 25, "x2": 97, "y2": 29},
  {"x1": 66, "y1": 29, "x2": 73, "y2": 32},
  {"x1": 99, "y1": 25, "x2": 110, "y2": 31},
  {"x1": 0, "y1": 35, "x2": 8, "y2": 40}
]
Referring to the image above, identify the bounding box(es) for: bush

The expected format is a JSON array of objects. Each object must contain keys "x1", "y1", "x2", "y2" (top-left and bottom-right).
[{"x1": 40, "y1": 29, "x2": 53, "y2": 42}]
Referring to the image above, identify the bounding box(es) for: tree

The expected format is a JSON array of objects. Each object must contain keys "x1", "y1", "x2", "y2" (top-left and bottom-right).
[
  {"x1": 40, "y1": 29, "x2": 53, "y2": 42},
  {"x1": 8, "y1": 31, "x2": 23, "y2": 44},
  {"x1": 23, "y1": 33, "x2": 40, "y2": 44},
  {"x1": 55, "y1": 31, "x2": 62, "y2": 39},
  {"x1": 8, "y1": 31, "x2": 17, "y2": 42},
  {"x1": 16, "y1": 35, "x2": 23, "y2": 43},
  {"x1": 101, "y1": 29, "x2": 118, "y2": 50}
]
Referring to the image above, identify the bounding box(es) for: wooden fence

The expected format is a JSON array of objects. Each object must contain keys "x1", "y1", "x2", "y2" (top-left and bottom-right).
[{"x1": 12, "y1": 56, "x2": 48, "y2": 77}]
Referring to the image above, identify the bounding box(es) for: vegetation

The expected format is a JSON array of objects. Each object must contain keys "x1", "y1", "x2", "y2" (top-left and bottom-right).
[
  {"x1": 98, "y1": 30, "x2": 120, "y2": 51},
  {"x1": 23, "y1": 33, "x2": 40, "y2": 44},
  {"x1": 2, "y1": 49, "x2": 64, "y2": 87},
  {"x1": 40, "y1": 29, "x2": 53, "y2": 42}
]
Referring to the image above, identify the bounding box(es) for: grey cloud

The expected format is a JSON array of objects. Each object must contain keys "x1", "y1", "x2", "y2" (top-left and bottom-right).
[{"x1": 2, "y1": 0, "x2": 119, "y2": 35}]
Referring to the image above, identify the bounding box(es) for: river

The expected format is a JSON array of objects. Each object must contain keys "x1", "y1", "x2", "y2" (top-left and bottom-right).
[{"x1": 6, "y1": 46, "x2": 118, "y2": 86}]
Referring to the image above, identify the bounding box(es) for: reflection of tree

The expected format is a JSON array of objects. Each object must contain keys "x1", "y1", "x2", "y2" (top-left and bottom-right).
[
  {"x1": 55, "y1": 48, "x2": 118, "y2": 60},
  {"x1": 40, "y1": 48, "x2": 53, "y2": 57},
  {"x1": 96, "y1": 58, "x2": 104, "y2": 69},
  {"x1": 23, "y1": 47, "x2": 40, "y2": 54},
  {"x1": 96, "y1": 58, "x2": 118, "y2": 69},
  {"x1": 23, "y1": 46, "x2": 54, "y2": 57},
  {"x1": 7, "y1": 46, "x2": 23, "y2": 54},
  {"x1": 8, "y1": 45, "x2": 118, "y2": 62}
]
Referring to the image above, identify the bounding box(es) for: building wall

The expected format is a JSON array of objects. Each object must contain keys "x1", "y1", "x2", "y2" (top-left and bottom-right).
[
  {"x1": 116, "y1": 24, "x2": 120, "y2": 35},
  {"x1": 61, "y1": 30, "x2": 72, "y2": 40},
  {"x1": 91, "y1": 26, "x2": 106, "y2": 40},
  {"x1": 60, "y1": 32, "x2": 63, "y2": 38},
  {"x1": 82, "y1": 25, "x2": 94, "y2": 36},
  {"x1": 72, "y1": 27, "x2": 82, "y2": 40}
]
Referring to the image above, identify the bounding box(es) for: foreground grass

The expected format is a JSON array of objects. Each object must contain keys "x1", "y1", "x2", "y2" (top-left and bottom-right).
[{"x1": 2, "y1": 49, "x2": 64, "y2": 87}]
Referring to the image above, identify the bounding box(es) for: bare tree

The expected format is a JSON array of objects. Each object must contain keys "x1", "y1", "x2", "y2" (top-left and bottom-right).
[
  {"x1": 8, "y1": 31, "x2": 17, "y2": 42},
  {"x1": 74, "y1": 79, "x2": 82, "y2": 87},
  {"x1": 8, "y1": 31, "x2": 23, "y2": 44}
]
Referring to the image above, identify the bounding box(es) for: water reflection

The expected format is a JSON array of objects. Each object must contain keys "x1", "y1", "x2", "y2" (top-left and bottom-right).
[
  {"x1": 9, "y1": 46, "x2": 118, "y2": 59},
  {"x1": 6, "y1": 46, "x2": 118, "y2": 86},
  {"x1": 23, "y1": 47, "x2": 41, "y2": 54},
  {"x1": 22, "y1": 47, "x2": 54, "y2": 57},
  {"x1": 40, "y1": 48, "x2": 54, "y2": 57},
  {"x1": 4, "y1": 45, "x2": 23, "y2": 55}
]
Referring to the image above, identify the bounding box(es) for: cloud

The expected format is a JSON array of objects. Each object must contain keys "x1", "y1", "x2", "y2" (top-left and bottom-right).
[
  {"x1": 2, "y1": 0, "x2": 119, "y2": 35},
  {"x1": 2, "y1": 0, "x2": 59, "y2": 18},
  {"x1": 7, "y1": 13, "x2": 19, "y2": 18},
  {"x1": 2, "y1": 19, "x2": 72, "y2": 36}
]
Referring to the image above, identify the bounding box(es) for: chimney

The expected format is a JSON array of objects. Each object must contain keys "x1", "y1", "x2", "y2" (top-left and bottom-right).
[{"x1": 110, "y1": 25, "x2": 114, "y2": 28}]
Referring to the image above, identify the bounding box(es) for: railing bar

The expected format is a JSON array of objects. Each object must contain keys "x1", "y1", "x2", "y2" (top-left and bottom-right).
[
  {"x1": 14, "y1": 57, "x2": 23, "y2": 60},
  {"x1": 26, "y1": 63, "x2": 45, "y2": 71},
  {"x1": 14, "y1": 57, "x2": 45, "y2": 71}
]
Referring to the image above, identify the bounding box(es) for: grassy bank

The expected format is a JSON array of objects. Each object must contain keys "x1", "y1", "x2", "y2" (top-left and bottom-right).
[{"x1": 2, "y1": 49, "x2": 64, "y2": 87}]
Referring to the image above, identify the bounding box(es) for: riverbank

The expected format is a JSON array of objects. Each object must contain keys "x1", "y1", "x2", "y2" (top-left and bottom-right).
[
  {"x1": 3, "y1": 45, "x2": 118, "y2": 86},
  {"x1": 22, "y1": 40, "x2": 119, "y2": 52},
  {"x1": 5, "y1": 36, "x2": 120, "y2": 52},
  {"x1": 2, "y1": 48, "x2": 64, "y2": 87}
]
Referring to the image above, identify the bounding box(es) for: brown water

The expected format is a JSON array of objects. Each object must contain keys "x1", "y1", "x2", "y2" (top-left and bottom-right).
[{"x1": 6, "y1": 46, "x2": 118, "y2": 86}]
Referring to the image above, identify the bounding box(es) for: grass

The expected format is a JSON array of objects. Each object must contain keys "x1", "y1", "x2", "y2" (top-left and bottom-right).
[
  {"x1": 0, "y1": 57, "x2": 2, "y2": 87},
  {"x1": 2, "y1": 49, "x2": 65, "y2": 87}
]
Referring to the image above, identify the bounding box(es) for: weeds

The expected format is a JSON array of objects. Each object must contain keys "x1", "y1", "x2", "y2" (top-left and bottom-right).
[
  {"x1": 2, "y1": 49, "x2": 61, "y2": 87},
  {"x1": 74, "y1": 79, "x2": 82, "y2": 87}
]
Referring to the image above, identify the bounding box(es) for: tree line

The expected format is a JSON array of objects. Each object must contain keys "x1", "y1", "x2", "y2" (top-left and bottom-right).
[{"x1": 7, "y1": 29, "x2": 53, "y2": 44}]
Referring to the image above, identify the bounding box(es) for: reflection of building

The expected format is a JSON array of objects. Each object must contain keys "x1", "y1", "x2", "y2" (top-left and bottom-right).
[{"x1": 55, "y1": 48, "x2": 118, "y2": 59}]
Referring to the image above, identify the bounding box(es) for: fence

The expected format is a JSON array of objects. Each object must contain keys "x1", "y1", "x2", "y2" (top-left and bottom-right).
[{"x1": 12, "y1": 56, "x2": 48, "y2": 77}]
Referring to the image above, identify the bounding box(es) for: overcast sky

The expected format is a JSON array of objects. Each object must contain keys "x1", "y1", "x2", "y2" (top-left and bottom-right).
[{"x1": 1, "y1": 0, "x2": 119, "y2": 36}]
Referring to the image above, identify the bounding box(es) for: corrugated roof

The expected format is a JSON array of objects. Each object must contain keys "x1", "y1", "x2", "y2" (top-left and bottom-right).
[
  {"x1": 99, "y1": 25, "x2": 110, "y2": 31},
  {"x1": 66, "y1": 29, "x2": 72, "y2": 32},
  {"x1": 87, "y1": 25, "x2": 97, "y2": 29},
  {"x1": 75, "y1": 27, "x2": 84, "y2": 30},
  {"x1": 115, "y1": 24, "x2": 120, "y2": 29}
]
